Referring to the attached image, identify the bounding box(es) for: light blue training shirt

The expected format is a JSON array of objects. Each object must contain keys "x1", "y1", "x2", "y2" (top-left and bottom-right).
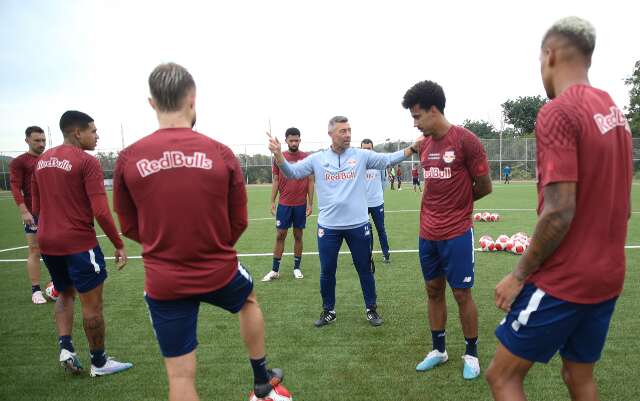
[
  {"x1": 278, "y1": 147, "x2": 406, "y2": 229},
  {"x1": 365, "y1": 169, "x2": 385, "y2": 208}
]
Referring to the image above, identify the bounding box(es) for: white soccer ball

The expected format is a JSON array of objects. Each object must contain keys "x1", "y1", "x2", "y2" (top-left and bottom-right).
[
  {"x1": 494, "y1": 235, "x2": 510, "y2": 251},
  {"x1": 479, "y1": 235, "x2": 494, "y2": 252},
  {"x1": 481, "y1": 212, "x2": 491, "y2": 222},
  {"x1": 473, "y1": 212, "x2": 482, "y2": 222},
  {"x1": 45, "y1": 281, "x2": 59, "y2": 301},
  {"x1": 490, "y1": 213, "x2": 500, "y2": 222},
  {"x1": 249, "y1": 384, "x2": 292, "y2": 401},
  {"x1": 511, "y1": 240, "x2": 527, "y2": 255}
]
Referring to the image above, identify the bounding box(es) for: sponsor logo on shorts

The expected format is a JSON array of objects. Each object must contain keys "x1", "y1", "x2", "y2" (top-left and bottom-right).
[
  {"x1": 136, "y1": 151, "x2": 213, "y2": 178},
  {"x1": 318, "y1": 228, "x2": 325, "y2": 238},
  {"x1": 37, "y1": 157, "x2": 72, "y2": 172},
  {"x1": 463, "y1": 276, "x2": 472, "y2": 283},
  {"x1": 276, "y1": 220, "x2": 281, "y2": 227}
]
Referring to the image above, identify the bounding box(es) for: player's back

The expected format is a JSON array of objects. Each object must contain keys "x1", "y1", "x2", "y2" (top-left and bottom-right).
[
  {"x1": 116, "y1": 128, "x2": 247, "y2": 299},
  {"x1": 531, "y1": 84, "x2": 633, "y2": 303},
  {"x1": 34, "y1": 144, "x2": 102, "y2": 254}
]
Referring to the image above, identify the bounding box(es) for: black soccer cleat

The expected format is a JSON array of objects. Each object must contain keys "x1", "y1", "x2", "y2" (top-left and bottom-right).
[
  {"x1": 314, "y1": 310, "x2": 336, "y2": 327},
  {"x1": 254, "y1": 368, "x2": 284, "y2": 398},
  {"x1": 382, "y1": 255, "x2": 390, "y2": 264},
  {"x1": 366, "y1": 308, "x2": 383, "y2": 327}
]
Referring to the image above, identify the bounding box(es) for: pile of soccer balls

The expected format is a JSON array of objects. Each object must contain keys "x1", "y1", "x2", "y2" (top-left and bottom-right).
[
  {"x1": 473, "y1": 212, "x2": 500, "y2": 222},
  {"x1": 479, "y1": 232, "x2": 530, "y2": 255},
  {"x1": 249, "y1": 384, "x2": 292, "y2": 401}
]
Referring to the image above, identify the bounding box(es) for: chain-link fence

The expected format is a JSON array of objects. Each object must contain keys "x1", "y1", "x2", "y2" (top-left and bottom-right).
[{"x1": 1, "y1": 138, "x2": 639, "y2": 189}]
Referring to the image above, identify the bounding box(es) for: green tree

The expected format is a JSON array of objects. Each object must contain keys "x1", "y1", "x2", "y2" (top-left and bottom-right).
[
  {"x1": 501, "y1": 95, "x2": 548, "y2": 135},
  {"x1": 624, "y1": 60, "x2": 640, "y2": 137},
  {"x1": 462, "y1": 119, "x2": 496, "y2": 138}
]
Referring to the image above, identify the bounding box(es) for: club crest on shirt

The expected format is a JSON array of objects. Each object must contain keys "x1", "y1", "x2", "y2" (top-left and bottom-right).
[
  {"x1": 347, "y1": 158, "x2": 357, "y2": 167},
  {"x1": 318, "y1": 228, "x2": 325, "y2": 238},
  {"x1": 443, "y1": 150, "x2": 455, "y2": 163}
]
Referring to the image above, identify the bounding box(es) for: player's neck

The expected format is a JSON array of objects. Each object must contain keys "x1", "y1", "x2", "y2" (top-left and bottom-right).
[
  {"x1": 553, "y1": 69, "x2": 590, "y2": 97},
  {"x1": 431, "y1": 119, "x2": 452, "y2": 140},
  {"x1": 156, "y1": 112, "x2": 193, "y2": 130},
  {"x1": 63, "y1": 138, "x2": 82, "y2": 149},
  {"x1": 27, "y1": 149, "x2": 40, "y2": 156}
]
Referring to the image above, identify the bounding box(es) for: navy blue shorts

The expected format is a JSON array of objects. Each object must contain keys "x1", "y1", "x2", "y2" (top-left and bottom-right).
[
  {"x1": 145, "y1": 263, "x2": 254, "y2": 358},
  {"x1": 419, "y1": 228, "x2": 475, "y2": 288},
  {"x1": 495, "y1": 283, "x2": 617, "y2": 364},
  {"x1": 24, "y1": 215, "x2": 38, "y2": 234},
  {"x1": 42, "y1": 245, "x2": 107, "y2": 293},
  {"x1": 276, "y1": 204, "x2": 306, "y2": 229},
  {"x1": 412, "y1": 177, "x2": 420, "y2": 185}
]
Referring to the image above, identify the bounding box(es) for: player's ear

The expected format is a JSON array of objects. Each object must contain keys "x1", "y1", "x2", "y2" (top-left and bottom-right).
[{"x1": 148, "y1": 97, "x2": 157, "y2": 111}]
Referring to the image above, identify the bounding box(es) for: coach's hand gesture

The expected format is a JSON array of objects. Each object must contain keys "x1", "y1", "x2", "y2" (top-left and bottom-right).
[
  {"x1": 115, "y1": 247, "x2": 128, "y2": 270},
  {"x1": 267, "y1": 132, "x2": 285, "y2": 164}
]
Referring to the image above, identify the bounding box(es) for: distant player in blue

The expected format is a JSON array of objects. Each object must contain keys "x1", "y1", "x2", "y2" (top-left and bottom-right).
[
  {"x1": 268, "y1": 116, "x2": 422, "y2": 327},
  {"x1": 361, "y1": 139, "x2": 391, "y2": 264},
  {"x1": 503, "y1": 165, "x2": 511, "y2": 184}
]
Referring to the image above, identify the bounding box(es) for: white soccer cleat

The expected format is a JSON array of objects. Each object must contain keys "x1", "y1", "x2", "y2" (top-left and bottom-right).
[
  {"x1": 462, "y1": 355, "x2": 480, "y2": 380},
  {"x1": 59, "y1": 349, "x2": 83, "y2": 373},
  {"x1": 32, "y1": 290, "x2": 47, "y2": 304},
  {"x1": 293, "y1": 269, "x2": 304, "y2": 279},
  {"x1": 90, "y1": 357, "x2": 133, "y2": 377},
  {"x1": 261, "y1": 271, "x2": 280, "y2": 282},
  {"x1": 416, "y1": 349, "x2": 448, "y2": 371}
]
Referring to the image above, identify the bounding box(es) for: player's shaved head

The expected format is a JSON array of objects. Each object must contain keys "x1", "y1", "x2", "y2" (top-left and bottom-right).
[
  {"x1": 542, "y1": 17, "x2": 596, "y2": 65},
  {"x1": 59, "y1": 111, "x2": 94, "y2": 137},
  {"x1": 148, "y1": 62, "x2": 196, "y2": 112}
]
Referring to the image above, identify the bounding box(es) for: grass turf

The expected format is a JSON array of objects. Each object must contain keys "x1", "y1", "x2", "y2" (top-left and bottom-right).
[{"x1": 0, "y1": 182, "x2": 638, "y2": 401}]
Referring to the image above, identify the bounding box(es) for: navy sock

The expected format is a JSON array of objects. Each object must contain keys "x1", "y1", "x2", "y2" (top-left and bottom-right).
[
  {"x1": 250, "y1": 356, "x2": 269, "y2": 384},
  {"x1": 465, "y1": 337, "x2": 478, "y2": 357},
  {"x1": 90, "y1": 349, "x2": 107, "y2": 367},
  {"x1": 293, "y1": 256, "x2": 302, "y2": 270},
  {"x1": 432, "y1": 330, "x2": 446, "y2": 353},
  {"x1": 58, "y1": 335, "x2": 75, "y2": 353},
  {"x1": 31, "y1": 284, "x2": 41, "y2": 294},
  {"x1": 272, "y1": 258, "x2": 281, "y2": 273}
]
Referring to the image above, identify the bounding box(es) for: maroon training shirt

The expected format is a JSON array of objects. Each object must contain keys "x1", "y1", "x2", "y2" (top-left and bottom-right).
[
  {"x1": 528, "y1": 85, "x2": 633, "y2": 304},
  {"x1": 272, "y1": 150, "x2": 309, "y2": 206},
  {"x1": 419, "y1": 125, "x2": 490, "y2": 240},
  {"x1": 9, "y1": 153, "x2": 39, "y2": 213},
  {"x1": 113, "y1": 128, "x2": 248, "y2": 300},
  {"x1": 32, "y1": 144, "x2": 123, "y2": 255}
]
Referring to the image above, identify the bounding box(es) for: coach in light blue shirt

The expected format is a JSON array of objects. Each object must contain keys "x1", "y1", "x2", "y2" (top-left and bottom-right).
[
  {"x1": 268, "y1": 116, "x2": 421, "y2": 328},
  {"x1": 361, "y1": 139, "x2": 391, "y2": 264}
]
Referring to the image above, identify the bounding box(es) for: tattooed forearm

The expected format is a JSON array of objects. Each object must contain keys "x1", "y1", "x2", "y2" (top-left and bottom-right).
[
  {"x1": 513, "y1": 182, "x2": 576, "y2": 282},
  {"x1": 83, "y1": 315, "x2": 105, "y2": 350}
]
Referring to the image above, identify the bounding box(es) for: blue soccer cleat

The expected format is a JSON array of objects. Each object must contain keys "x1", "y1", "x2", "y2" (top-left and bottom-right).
[
  {"x1": 416, "y1": 349, "x2": 448, "y2": 372},
  {"x1": 462, "y1": 355, "x2": 480, "y2": 380}
]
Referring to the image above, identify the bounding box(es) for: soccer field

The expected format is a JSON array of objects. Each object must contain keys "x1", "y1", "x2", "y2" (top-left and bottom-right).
[{"x1": 0, "y1": 183, "x2": 639, "y2": 401}]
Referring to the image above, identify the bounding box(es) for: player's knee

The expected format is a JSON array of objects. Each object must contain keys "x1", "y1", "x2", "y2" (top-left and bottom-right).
[
  {"x1": 293, "y1": 231, "x2": 303, "y2": 241},
  {"x1": 452, "y1": 288, "x2": 471, "y2": 305},
  {"x1": 426, "y1": 284, "x2": 445, "y2": 301},
  {"x1": 276, "y1": 230, "x2": 288, "y2": 241}
]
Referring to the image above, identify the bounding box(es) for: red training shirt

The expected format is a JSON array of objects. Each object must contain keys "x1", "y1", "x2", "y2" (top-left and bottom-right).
[
  {"x1": 419, "y1": 125, "x2": 489, "y2": 240},
  {"x1": 528, "y1": 85, "x2": 633, "y2": 304},
  {"x1": 272, "y1": 150, "x2": 309, "y2": 206},
  {"x1": 9, "y1": 153, "x2": 39, "y2": 213},
  {"x1": 411, "y1": 167, "x2": 419, "y2": 178},
  {"x1": 32, "y1": 144, "x2": 123, "y2": 255},
  {"x1": 113, "y1": 128, "x2": 248, "y2": 300}
]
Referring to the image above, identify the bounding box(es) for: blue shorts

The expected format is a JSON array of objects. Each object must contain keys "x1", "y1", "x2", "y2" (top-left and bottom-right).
[
  {"x1": 276, "y1": 204, "x2": 306, "y2": 230},
  {"x1": 495, "y1": 283, "x2": 617, "y2": 364},
  {"x1": 419, "y1": 228, "x2": 475, "y2": 288},
  {"x1": 412, "y1": 177, "x2": 420, "y2": 185},
  {"x1": 42, "y1": 245, "x2": 107, "y2": 293},
  {"x1": 24, "y1": 215, "x2": 38, "y2": 234},
  {"x1": 145, "y1": 263, "x2": 254, "y2": 358}
]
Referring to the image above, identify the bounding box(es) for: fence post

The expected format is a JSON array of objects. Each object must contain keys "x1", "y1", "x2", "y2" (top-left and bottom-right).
[
  {"x1": 244, "y1": 144, "x2": 249, "y2": 184},
  {"x1": 499, "y1": 132, "x2": 503, "y2": 182}
]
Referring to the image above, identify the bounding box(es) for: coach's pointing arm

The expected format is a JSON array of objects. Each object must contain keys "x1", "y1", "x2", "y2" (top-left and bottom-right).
[{"x1": 365, "y1": 136, "x2": 425, "y2": 170}]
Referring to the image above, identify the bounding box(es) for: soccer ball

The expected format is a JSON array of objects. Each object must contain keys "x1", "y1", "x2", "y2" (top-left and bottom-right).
[
  {"x1": 511, "y1": 240, "x2": 526, "y2": 255},
  {"x1": 45, "y1": 282, "x2": 59, "y2": 301},
  {"x1": 490, "y1": 213, "x2": 500, "y2": 222},
  {"x1": 494, "y1": 235, "x2": 510, "y2": 251},
  {"x1": 249, "y1": 384, "x2": 292, "y2": 401},
  {"x1": 473, "y1": 212, "x2": 482, "y2": 222},
  {"x1": 479, "y1": 235, "x2": 494, "y2": 252},
  {"x1": 481, "y1": 212, "x2": 491, "y2": 222}
]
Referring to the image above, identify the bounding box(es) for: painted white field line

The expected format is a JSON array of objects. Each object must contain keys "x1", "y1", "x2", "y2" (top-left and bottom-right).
[{"x1": 1, "y1": 246, "x2": 640, "y2": 263}]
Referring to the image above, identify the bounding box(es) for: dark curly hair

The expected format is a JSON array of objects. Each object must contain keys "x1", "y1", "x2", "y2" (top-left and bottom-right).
[{"x1": 402, "y1": 80, "x2": 446, "y2": 114}]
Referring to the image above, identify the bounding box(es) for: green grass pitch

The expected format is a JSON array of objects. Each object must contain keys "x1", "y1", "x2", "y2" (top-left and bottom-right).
[{"x1": 0, "y1": 182, "x2": 638, "y2": 401}]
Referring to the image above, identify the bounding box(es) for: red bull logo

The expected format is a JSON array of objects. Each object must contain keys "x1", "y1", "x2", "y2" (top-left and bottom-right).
[
  {"x1": 136, "y1": 151, "x2": 213, "y2": 177},
  {"x1": 324, "y1": 171, "x2": 356, "y2": 182}
]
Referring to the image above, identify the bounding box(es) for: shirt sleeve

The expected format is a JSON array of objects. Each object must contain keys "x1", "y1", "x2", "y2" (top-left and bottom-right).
[
  {"x1": 365, "y1": 149, "x2": 406, "y2": 170},
  {"x1": 462, "y1": 132, "x2": 490, "y2": 177},
  {"x1": 89, "y1": 193, "x2": 124, "y2": 249},
  {"x1": 278, "y1": 152, "x2": 315, "y2": 179},
  {"x1": 9, "y1": 158, "x2": 25, "y2": 206},
  {"x1": 535, "y1": 103, "x2": 579, "y2": 187},
  {"x1": 226, "y1": 148, "x2": 248, "y2": 245},
  {"x1": 83, "y1": 157, "x2": 107, "y2": 196},
  {"x1": 113, "y1": 152, "x2": 140, "y2": 243}
]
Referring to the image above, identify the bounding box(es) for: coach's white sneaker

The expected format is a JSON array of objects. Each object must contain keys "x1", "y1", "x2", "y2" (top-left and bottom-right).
[
  {"x1": 293, "y1": 269, "x2": 304, "y2": 279},
  {"x1": 261, "y1": 271, "x2": 280, "y2": 282},
  {"x1": 59, "y1": 349, "x2": 83, "y2": 373},
  {"x1": 32, "y1": 290, "x2": 47, "y2": 304},
  {"x1": 462, "y1": 355, "x2": 480, "y2": 380},
  {"x1": 90, "y1": 357, "x2": 133, "y2": 377},
  {"x1": 416, "y1": 349, "x2": 448, "y2": 371}
]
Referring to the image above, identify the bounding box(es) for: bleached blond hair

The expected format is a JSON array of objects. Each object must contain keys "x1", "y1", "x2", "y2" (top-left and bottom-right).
[
  {"x1": 542, "y1": 16, "x2": 596, "y2": 58},
  {"x1": 148, "y1": 62, "x2": 196, "y2": 112}
]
